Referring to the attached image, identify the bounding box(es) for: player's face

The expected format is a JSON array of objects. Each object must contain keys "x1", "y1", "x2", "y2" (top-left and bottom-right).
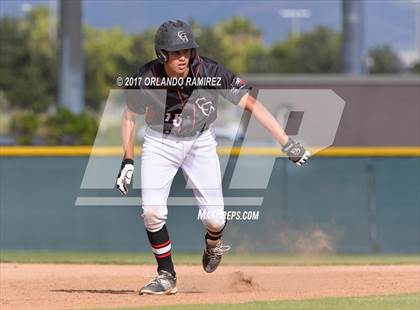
[{"x1": 164, "y1": 49, "x2": 191, "y2": 77}]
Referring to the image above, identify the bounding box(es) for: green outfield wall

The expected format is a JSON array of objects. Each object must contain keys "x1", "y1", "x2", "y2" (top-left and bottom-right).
[{"x1": 0, "y1": 156, "x2": 419, "y2": 253}]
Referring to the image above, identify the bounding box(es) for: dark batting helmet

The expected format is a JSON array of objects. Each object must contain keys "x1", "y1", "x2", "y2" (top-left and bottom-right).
[{"x1": 154, "y1": 20, "x2": 199, "y2": 63}]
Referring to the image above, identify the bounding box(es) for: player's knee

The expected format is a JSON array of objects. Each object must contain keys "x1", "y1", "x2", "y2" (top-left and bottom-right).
[
  {"x1": 203, "y1": 217, "x2": 226, "y2": 234},
  {"x1": 142, "y1": 205, "x2": 167, "y2": 232}
]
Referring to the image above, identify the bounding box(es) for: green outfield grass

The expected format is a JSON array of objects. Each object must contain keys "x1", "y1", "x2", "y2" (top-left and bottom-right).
[
  {"x1": 92, "y1": 293, "x2": 420, "y2": 310},
  {"x1": 1, "y1": 251, "x2": 419, "y2": 265}
]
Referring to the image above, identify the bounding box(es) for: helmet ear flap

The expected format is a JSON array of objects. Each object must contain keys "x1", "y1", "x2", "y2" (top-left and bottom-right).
[
  {"x1": 191, "y1": 48, "x2": 197, "y2": 59},
  {"x1": 156, "y1": 50, "x2": 168, "y2": 63}
]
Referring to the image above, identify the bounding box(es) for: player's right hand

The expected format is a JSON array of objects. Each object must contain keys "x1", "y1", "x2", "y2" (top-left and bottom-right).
[{"x1": 116, "y1": 158, "x2": 134, "y2": 195}]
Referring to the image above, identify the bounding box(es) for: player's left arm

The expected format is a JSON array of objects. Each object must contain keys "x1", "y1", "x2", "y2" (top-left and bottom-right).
[{"x1": 238, "y1": 93, "x2": 310, "y2": 166}]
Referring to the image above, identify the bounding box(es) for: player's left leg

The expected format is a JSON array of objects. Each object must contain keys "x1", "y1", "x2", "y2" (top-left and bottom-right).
[{"x1": 181, "y1": 127, "x2": 230, "y2": 273}]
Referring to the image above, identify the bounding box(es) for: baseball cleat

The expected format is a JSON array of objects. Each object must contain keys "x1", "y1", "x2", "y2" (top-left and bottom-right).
[
  {"x1": 139, "y1": 270, "x2": 177, "y2": 295},
  {"x1": 202, "y1": 240, "x2": 231, "y2": 273}
]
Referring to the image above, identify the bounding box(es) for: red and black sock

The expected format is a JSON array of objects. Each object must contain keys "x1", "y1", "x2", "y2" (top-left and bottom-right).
[
  {"x1": 205, "y1": 222, "x2": 227, "y2": 248},
  {"x1": 146, "y1": 225, "x2": 175, "y2": 277}
]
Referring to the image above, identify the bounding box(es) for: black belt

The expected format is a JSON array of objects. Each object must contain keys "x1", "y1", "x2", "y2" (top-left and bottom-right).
[{"x1": 157, "y1": 125, "x2": 207, "y2": 137}]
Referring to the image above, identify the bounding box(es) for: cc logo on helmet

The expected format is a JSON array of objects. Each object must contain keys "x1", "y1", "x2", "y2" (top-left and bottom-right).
[{"x1": 177, "y1": 31, "x2": 189, "y2": 42}]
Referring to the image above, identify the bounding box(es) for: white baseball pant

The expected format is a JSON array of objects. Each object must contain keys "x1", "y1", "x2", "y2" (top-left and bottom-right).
[{"x1": 140, "y1": 126, "x2": 226, "y2": 233}]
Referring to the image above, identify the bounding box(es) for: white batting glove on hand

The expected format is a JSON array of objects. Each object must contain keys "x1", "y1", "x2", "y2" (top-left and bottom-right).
[
  {"x1": 282, "y1": 138, "x2": 311, "y2": 166},
  {"x1": 116, "y1": 158, "x2": 134, "y2": 195}
]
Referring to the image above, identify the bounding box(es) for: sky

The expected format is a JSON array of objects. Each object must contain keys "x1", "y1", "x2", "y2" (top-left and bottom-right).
[{"x1": 1, "y1": 0, "x2": 419, "y2": 65}]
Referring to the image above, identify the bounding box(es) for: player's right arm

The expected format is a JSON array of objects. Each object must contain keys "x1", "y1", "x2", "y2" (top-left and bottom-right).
[
  {"x1": 121, "y1": 106, "x2": 136, "y2": 160},
  {"x1": 116, "y1": 106, "x2": 137, "y2": 195}
]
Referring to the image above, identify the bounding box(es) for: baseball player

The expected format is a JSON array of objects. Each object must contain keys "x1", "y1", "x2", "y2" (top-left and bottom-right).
[{"x1": 116, "y1": 20, "x2": 310, "y2": 295}]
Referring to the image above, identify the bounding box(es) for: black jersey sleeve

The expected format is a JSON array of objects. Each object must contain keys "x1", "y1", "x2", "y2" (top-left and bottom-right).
[
  {"x1": 217, "y1": 63, "x2": 252, "y2": 105},
  {"x1": 124, "y1": 62, "x2": 158, "y2": 115},
  {"x1": 124, "y1": 69, "x2": 146, "y2": 115}
]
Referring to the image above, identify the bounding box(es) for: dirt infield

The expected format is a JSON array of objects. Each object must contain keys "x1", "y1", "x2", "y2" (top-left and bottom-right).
[{"x1": 1, "y1": 264, "x2": 419, "y2": 310}]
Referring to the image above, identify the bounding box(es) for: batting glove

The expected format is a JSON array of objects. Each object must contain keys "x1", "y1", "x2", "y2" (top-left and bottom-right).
[
  {"x1": 116, "y1": 158, "x2": 134, "y2": 195},
  {"x1": 282, "y1": 138, "x2": 311, "y2": 166}
]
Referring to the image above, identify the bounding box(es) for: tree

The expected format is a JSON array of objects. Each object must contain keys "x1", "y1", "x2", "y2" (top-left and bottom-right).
[
  {"x1": 195, "y1": 25, "x2": 230, "y2": 65},
  {"x1": 0, "y1": 17, "x2": 27, "y2": 108},
  {"x1": 270, "y1": 35, "x2": 300, "y2": 73},
  {"x1": 0, "y1": 7, "x2": 57, "y2": 112},
  {"x1": 247, "y1": 46, "x2": 273, "y2": 73},
  {"x1": 271, "y1": 26, "x2": 341, "y2": 73},
  {"x1": 297, "y1": 26, "x2": 341, "y2": 73},
  {"x1": 130, "y1": 27, "x2": 157, "y2": 70},
  {"x1": 410, "y1": 61, "x2": 420, "y2": 74},
  {"x1": 194, "y1": 17, "x2": 266, "y2": 74},
  {"x1": 84, "y1": 26, "x2": 134, "y2": 110},
  {"x1": 367, "y1": 44, "x2": 402, "y2": 74},
  {"x1": 24, "y1": 7, "x2": 58, "y2": 111},
  {"x1": 215, "y1": 16, "x2": 264, "y2": 74}
]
